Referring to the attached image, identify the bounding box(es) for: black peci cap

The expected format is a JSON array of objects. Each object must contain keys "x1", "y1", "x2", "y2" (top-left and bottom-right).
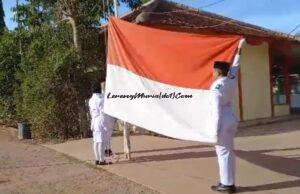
[
  {"x1": 92, "y1": 83, "x2": 102, "y2": 93},
  {"x1": 214, "y1": 61, "x2": 230, "y2": 72}
]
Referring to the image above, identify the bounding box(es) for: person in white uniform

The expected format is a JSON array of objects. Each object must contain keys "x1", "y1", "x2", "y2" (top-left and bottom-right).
[
  {"x1": 89, "y1": 83, "x2": 112, "y2": 165},
  {"x1": 101, "y1": 82, "x2": 116, "y2": 156},
  {"x1": 104, "y1": 116, "x2": 115, "y2": 156},
  {"x1": 210, "y1": 39, "x2": 245, "y2": 193}
]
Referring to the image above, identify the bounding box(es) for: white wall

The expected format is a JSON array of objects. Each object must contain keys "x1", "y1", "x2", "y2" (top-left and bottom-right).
[{"x1": 240, "y1": 42, "x2": 272, "y2": 120}]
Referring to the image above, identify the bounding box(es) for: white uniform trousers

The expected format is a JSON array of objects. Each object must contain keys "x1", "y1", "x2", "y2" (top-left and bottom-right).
[
  {"x1": 215, "y1": 110, "x2": 238, "y2": 186},
  {"x1": 93, "y1": 131, "x2": 105, "y2": 162},
  {"x1": 105, "y1": 127, "x2": 112, "y2": 150}
]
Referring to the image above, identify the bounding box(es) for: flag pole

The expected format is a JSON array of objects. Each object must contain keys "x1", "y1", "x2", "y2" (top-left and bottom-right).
[
  {"x1": 113, "y1": 0, "x2": 118, "y2": 17},
  {"x1": 113, "y1": 0, "x2": 131, "y2": 160}
]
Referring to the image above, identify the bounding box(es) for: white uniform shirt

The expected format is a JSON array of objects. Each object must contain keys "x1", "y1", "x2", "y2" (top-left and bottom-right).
[
  {"x1": 208, "y1": 54, "x2": 241, "y2": 136},
  {"x1": 89, "y1": 93, "x2": 105, "y2": 132},
  {"x1": 88, "y1": 93, "x2": 115, "y2": 132}
]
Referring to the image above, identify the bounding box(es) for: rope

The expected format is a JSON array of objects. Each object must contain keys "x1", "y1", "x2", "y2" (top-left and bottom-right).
[
  {"x1": 200, "y1": 0, "x2": 226, "y2": 9},
  {"x1": 288, "y1": 24, "x2": 300, "y2": 35},
  {"x1": 139, "y1": 9, "x2": 293, "y2": 39},
  {"x1": 95, "y1": 0, "x2": 294, "y2": 40},
  {"x1": 138, "y1": 0, "x2": 226, "y2": 15}
]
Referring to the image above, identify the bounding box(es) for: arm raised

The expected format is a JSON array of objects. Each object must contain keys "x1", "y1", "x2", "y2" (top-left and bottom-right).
[{"x1": 228, "y1": 38, "x2": 246, "y2": 79}]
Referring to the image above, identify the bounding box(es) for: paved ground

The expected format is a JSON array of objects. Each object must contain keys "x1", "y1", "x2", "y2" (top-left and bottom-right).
[
  {"x1": 46, "y1": 119, "x2": 300, "y2": 194},
  {"x1": 0, "y1": 126, "x2": 159, "y2": 194}
]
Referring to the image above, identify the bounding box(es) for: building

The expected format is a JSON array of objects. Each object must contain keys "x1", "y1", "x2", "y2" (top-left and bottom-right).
[{"x1": 101, "y1": 0, "x2": 300, "y2": 122}]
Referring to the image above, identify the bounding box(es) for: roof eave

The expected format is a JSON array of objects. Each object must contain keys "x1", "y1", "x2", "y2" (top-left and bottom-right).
[{"x1": 99, "y1": 0, "x2": 300, "y2": 43}]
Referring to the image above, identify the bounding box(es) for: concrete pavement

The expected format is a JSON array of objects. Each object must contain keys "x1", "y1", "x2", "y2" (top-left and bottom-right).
[{"x1": 44, "y1": 119, "x2": 300, "y2": 194}]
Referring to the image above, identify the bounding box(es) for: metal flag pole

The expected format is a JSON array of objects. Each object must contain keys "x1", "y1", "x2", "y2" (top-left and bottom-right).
[
  {"x1": 112, "y1": 0, "x2": 131, "y2": 160},
  {"x1": 113, "y1": 0, "x2": 118, "y2": 17}
]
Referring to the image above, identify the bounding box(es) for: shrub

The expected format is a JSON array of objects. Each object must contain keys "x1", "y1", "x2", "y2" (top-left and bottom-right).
[
  {"x1": 14, "y1": 24, "x2": 83, "y2": 139},
  {"x1": 0, "y1": 31, "x2": 20, "y2": 124}
]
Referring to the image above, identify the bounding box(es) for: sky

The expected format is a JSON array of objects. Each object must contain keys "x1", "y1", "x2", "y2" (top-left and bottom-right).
[{"x1": 3, "y1": 0, "x2": 300, "y2": 35}]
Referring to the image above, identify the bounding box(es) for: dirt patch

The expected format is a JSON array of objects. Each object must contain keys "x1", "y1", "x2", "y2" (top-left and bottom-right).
[{"x1": 0, "y1": 126, "x2": 159, "y2": 194}]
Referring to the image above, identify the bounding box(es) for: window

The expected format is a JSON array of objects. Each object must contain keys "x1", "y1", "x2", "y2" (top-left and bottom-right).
[
  {"x1": 271, "y1": 47, "x2": 289, "y2": 105},
  {"x1": 290, "y1": 74, "x2": 300, "y2": 94}
]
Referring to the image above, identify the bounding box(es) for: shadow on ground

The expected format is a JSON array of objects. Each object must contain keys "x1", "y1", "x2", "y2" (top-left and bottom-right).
[
  {"x1": 236, "y1": 147, "x2": 300, "y2": 192},
  {"x1": 117, "y1": 144, "x2": 300, "y2": 193},
  {"x1": 115, "y1": 145, "x2": 209, "y2": 155},
  {"x1": 237, "y1": 119, "x2": 300, "y2": 137},
  {"x1": 237, "y1": 179, "x2": 300, "y2": 193},
  {"x1": 117, "y1": 145, "x2": 214, "y2": 163},
  {"x1": 236, "y1": 148, "x2": 300, "y2": 177}
]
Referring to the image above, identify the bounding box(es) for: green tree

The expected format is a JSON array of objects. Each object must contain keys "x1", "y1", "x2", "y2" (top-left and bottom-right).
[
  {"x1": 0, "y1": 31, "x2": 20, "y2": 123},
  {"x1": 0, "y1": 0, "x2": 6, "y2": 33},
  {"x1": 13, "y1": 1, "x2": 54, "y2": 29},
  {"x1": 38, "y1": 0, "x2": 145, "y2": 137},
  {"x1": 6, "y1": 0, "x2": 145, "y2": 139},
  {"x1": 141, "y1": 0, "x2": 151, "y2": 4},
  {"x1": 14, "y1": 24, "x2": 82, "y2": 138},
  {"x1": 0, "y1": 0, "x2": 146, "y2": 138}
]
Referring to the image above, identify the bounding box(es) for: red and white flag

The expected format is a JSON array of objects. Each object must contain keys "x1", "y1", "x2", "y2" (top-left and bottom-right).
[{"x1": 104, "y1": 17, "x2": 241, "y2": 143}]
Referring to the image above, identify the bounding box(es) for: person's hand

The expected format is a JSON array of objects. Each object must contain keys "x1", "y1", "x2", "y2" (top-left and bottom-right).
[
  {"x1": 237, "y1": 38, "x2": 246, "y2": 54},
  {"x1": 238, "y1": 38, "x2": 246, "y2": 49}
]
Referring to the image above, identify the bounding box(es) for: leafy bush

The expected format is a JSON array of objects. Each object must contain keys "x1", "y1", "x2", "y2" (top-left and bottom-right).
[
  {"x1": 13, "y1": 24, "x2": 85, "y2": 139},
  {"x1": 0, "y1": 31, "x2": 20, "y2": 124},
  {"x1": 0, "y1": 0, "x2": 144, "y2": 139}
]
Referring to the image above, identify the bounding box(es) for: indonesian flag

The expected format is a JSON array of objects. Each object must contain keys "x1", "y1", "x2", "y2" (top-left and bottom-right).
[{"x1": 104, "y1": 17, "x2": 242, "y2": 143}]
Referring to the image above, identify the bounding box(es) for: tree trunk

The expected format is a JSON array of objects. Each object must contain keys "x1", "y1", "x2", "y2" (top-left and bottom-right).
[
  {"x1": 68, "y1": 16, "x2": 89, "y2": 137},
  {"x1": 68, "y1": 17, "x2": 82, "y2": 57}
]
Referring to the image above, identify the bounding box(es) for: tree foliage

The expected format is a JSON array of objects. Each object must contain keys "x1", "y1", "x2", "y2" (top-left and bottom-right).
[
  {"x1": 0, "y1": 0, "x2": 6, "y2": 33},
  {"x1": 0, "y1": 0, "x2": 144, "y2": 139},
  {"x1": 13, "y1": 24, "x2": 83, "y2": 139},
  {"x1": 0, "y1": 31, "x2": 20, "y2": 123}
]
